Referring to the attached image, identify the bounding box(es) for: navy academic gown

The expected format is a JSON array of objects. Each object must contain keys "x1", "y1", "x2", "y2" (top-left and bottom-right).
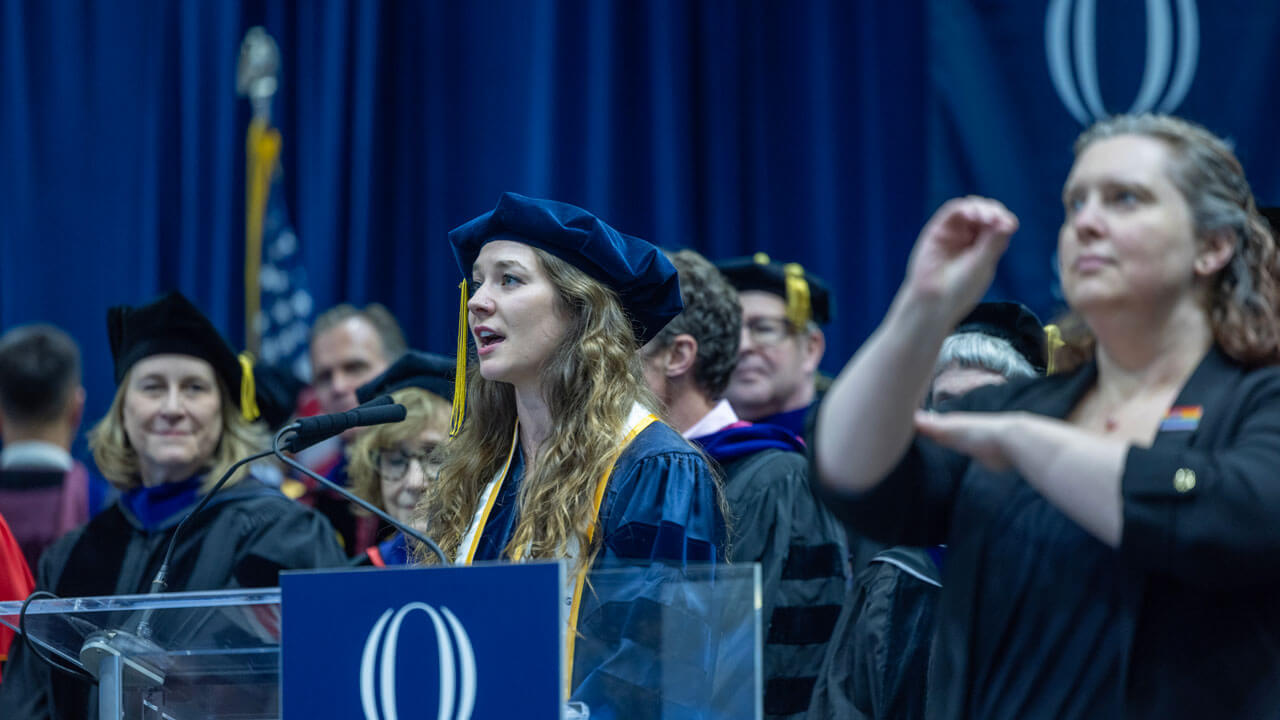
[
  {"x1": 470, "y1": 420, "x2": 726, "y2": 720},
  {"x1": 814, "y1": 347, "x2": 1280, "y2": 719}
]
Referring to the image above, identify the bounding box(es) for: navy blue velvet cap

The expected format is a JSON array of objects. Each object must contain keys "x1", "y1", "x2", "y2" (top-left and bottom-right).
[
  {"x1": 356, "y1": 350, "x2": 455, "y2": 405},
  {"x1": 715, "y1": 254, "x2": 834, "y2": 326},
  {"x1": 448, "y1": 192, "x2": 683, "y2": 345},
  {"x1": 106, "y1": 292, "x2": 246, "y2": 405},
  {"x1": 955, "y1": 301, "x2": 1048, "y2": 375}
]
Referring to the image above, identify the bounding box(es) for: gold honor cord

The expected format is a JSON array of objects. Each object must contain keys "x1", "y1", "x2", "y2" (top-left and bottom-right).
[
  {"x1": 554, "y1": 413, "x2": 655, "y2": 699},
  {"x1": 458, "y1": 413, "x2": 659, "y2": 700},
  {"x1": 461, "y1": 421, "x2": 520, "y2": 565}
]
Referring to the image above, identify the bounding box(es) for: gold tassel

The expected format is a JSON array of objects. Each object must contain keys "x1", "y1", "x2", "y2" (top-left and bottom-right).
[
  {"x1": 237, "y1": 352, "x2": 261, "y2": 422},
  {"x1": 450, "y1": 280, "x2": 469, "y2": 437},
  {"x1": 1044, "y1": 324, "x2": 1065, "y2": 375},
  {"x1": 783, "y1": 263, "x2": 811, "y2": 330}
]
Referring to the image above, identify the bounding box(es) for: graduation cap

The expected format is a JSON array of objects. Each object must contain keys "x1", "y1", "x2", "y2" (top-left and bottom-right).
[
  {"x1": 356, "y1": 350, "x2": 455, "y2": 405},
  {"x1": 715, "y1": 253, "x2": 833, "y2": 328},
  {"x1": 107, "y1": 291, "x2": 261, "y2": 421},
  {"x1": 252, "y1": 362, "x2": 305, "y2": 431},
  {"x1": 446, "y1": 192, "x2": 683, "y2": 436},
  {"x1": 449, "y1": 192, "x2": 682, "y2": 345},
  {"x1": 954, "y1": 301, "x2": 1049, "y2": 375}
]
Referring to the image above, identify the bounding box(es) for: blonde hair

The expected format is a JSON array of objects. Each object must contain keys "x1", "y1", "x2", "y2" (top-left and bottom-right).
[
  {"x1": 419, "y1": 248, "x2": 671, "y2": 570},
  {"x1": 347, "y1": 386, "x2": 451, "y2": 512},
  {"x1": 89, "y1": 369, "x2": 267, "y2": 491},
  {"x1": 1055, "y1": 113, "x2": 1280, "y2": 371}
]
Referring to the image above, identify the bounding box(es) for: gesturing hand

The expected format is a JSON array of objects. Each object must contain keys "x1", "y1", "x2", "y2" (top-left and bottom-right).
[
  {"x1": 914, "y1": 409, "x2": 1018, "y2": 472},
  {"x1": 905, "y1": 197, "x2": 1018, "y2": 324}
]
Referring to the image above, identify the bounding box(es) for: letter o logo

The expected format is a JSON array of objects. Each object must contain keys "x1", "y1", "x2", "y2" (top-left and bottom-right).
[
  {"x1": 1045, "y1": 0, "x2": 1199, "y2": 125},
  {"x1": 359, "y1": 604, "x2": 477, "y2": 720}
]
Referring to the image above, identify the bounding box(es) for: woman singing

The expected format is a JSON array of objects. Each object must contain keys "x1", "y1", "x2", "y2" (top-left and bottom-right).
[{"x1": 421, "y1": 192, "x2": 725, "y2": 716}]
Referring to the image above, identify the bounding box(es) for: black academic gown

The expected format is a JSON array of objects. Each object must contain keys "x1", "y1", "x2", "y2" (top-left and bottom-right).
[
  {"x1": 815, "y1": 347, "x2": 1280, "y2": 719},
  {"x1": 699, "y1": 423, "x2": 849, "y2": 720},
  {"x1": 0, "y1": 477, "x2": 346, "y2": 720}
]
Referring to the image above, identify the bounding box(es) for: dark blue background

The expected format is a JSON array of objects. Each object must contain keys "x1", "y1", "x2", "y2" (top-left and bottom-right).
[{"x1": 3, "y1": 0, "x2": 1277, "y2": 434}]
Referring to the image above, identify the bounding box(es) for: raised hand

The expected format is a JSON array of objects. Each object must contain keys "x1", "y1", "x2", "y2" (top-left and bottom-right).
[{"x1": 904, "y1": 197, "x2": 1018, "y2": 325}]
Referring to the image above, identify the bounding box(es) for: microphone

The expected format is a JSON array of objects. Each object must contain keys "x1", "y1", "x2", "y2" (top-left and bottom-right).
[
  {"x1": 282, "y1": 395, "x2": 396, "y2": 452},
  {"x1": 137, "y1": 396, "x2": 409, "y2": 639},
  {"x1": 270, "y1": 423, "x2": 449, "y2": 565}
]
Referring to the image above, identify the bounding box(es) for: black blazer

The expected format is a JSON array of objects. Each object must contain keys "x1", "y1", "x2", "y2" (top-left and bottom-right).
[{"x1": 815, "y1": 347, "x2": 1280, "y2": 719}]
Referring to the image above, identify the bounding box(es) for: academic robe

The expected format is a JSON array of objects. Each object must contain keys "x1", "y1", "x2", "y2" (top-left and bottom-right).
[
  {"x1": 696, "y1": 421, "x2": 848, "y2": 720},
  {"x1": 752, "y1": 405, "x2": 811, "y2": 442},
  {"x1": 814, "y1": 347, "x2": 1280, "y2": 719},
  {"x1": 806, "y1": 546, "x2": 941, "y2": 720},
  {"x1": 0, "y1": 511, "x2": 34, "y2": 684},
  {"x1": 351, "y1": 532, "x2": 412, "y2": 567},
  {"x1": 0, "y1": 463, "x2": 89, "y2": 569},
  {"x1": 0, "y1": 477, "x2": 346, "y2": 720},
  {"x1": 468, "y1": 420, "x2": 725, "y2": 719}
]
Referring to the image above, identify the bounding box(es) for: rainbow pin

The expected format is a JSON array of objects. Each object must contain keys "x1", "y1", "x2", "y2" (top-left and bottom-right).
[{"x1": 1159, "y1": 405, "x2": 1203, "y2": 432}]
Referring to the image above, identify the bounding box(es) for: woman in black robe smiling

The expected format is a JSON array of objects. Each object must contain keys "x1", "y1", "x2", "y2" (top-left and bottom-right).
[{"x1": 0, "y1": 291, "x2": 345, "y2": 719}]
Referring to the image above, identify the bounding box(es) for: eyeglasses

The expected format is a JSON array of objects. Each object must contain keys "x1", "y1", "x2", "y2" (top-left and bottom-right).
[
  {"x1": 376, "y1": 447, "x2": 440, "y2": 481},
  {"x1": 743, "y1": 317, "x2": 800, "y2": 346}
]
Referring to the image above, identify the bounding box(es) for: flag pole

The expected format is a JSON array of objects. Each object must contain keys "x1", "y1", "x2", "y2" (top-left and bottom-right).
[{"x1": 237, "y1": 27, "x2": 282, "y2": 356}]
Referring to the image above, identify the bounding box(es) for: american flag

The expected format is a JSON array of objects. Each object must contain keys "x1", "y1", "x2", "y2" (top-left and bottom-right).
[{"x1": 254, "y1": 168, "x2": 314, "y2": 382}]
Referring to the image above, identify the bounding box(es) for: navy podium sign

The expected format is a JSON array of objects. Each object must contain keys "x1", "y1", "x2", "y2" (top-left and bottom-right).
[{"x1": 281, "y1": 562, "x2": 564, "y2": 720}]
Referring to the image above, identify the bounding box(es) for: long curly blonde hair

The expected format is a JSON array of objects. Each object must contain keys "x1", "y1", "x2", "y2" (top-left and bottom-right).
[{"x1": 418, "y1": 248, "x2": 664, "y2": 570}]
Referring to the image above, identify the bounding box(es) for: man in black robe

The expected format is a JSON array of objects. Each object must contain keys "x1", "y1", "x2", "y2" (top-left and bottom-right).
[
  {"x1": 716, "y1": 254, "x2": 832, "y2": 440},
  {"x1": 806, "y1": 301, "x2": 1048, "y2": 720},
  {"x1": 641, "y1": 249, "x2": 848, "y2": 720}
]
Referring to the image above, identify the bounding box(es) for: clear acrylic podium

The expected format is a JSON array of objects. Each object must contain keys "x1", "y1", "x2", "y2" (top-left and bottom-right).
[
  {"x1": 0, "y1": 563, "x2": 761, "y2": 719},
  {"x1": 0, "y1": 588, "x2": 283, "y2": 718}
]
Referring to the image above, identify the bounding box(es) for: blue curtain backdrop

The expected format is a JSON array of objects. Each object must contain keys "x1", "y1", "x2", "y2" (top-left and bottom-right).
[{"x1": 3, "y1": 0, "x2": 1279, "y2": 434}]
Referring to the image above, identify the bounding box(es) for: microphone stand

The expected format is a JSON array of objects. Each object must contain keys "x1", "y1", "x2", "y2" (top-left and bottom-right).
[
  {"x1": 137, "y1": 448, "x2": 275, "y2": 638},
  {"x1": 271, "y1": 425, "x2": 449, "y2": 565}
]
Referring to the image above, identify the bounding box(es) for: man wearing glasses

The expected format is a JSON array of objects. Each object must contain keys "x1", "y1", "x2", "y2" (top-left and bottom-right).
[{"x1": 716, "y1": 254, "x2": 831, "y2": 440}]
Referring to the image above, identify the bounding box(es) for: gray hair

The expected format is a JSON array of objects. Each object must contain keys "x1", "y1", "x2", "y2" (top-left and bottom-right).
[{"x1": 934, "y1": 332, "x2": 1037, "y2": 383}]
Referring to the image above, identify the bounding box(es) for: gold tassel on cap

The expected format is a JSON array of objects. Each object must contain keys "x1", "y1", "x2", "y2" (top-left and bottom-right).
[
  {"x1": 753, "y1": 252, "x2": 771, "y2": 265},
  {"x1": 1044, "y1": 324, "x2": 1065, "y2": 375},
  {"x1": 236, "y1": 352, "x2": 262, "y2": 422},
  {"x1": 783, "y1": 263, "x2": 812, "y2": 330},
  {"x1": 450, "y1": 279, "x2": 469, "y2": 437}
]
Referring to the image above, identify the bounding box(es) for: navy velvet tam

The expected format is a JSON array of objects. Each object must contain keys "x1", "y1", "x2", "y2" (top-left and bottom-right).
[
  {"x1": 107, "y1": 291, "x2": 256, "y2": 416},
  {"x1": 715, "y1": 253, "x2": 834, "y2": 326},
  {"x1": 356, "y1": 350, "x2": 456, "y2": 405},
  {"x1": 448, "y1": 192, "x2": 683, "y2": 345},
  {"x1": 955, "y1": 301, "x2": 1048, "y2": 375}
]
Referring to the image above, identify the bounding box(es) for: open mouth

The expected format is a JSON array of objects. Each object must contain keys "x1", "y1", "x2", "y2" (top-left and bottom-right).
[{"x1": 475, "y1": 328, "x2": 506, "y2": 352}]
